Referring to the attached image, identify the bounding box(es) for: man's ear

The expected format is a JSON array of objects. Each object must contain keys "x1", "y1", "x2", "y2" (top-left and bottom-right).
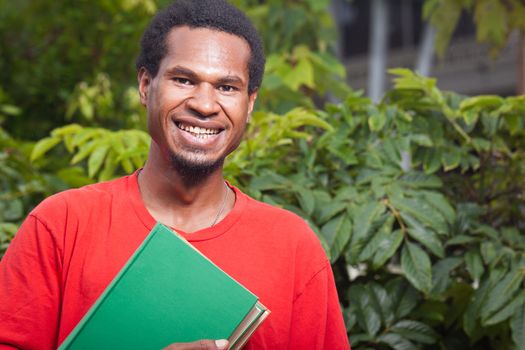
[
  {"x1": 246, "y1": 90, "x2": 258, "y2": 123},
  {"x1": 138, "y1": 67, "x2": 151, "y2": 106}
]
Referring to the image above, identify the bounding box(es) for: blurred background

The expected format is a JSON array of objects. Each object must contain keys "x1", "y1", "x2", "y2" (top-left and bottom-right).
[{"x1": 1, "y1": 1, "x2": 524, "y2": 349}]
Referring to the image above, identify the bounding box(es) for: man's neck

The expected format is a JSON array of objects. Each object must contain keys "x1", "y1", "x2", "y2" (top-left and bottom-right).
[{"x1": 137, "y1": 158, "x2": 234, "y2": 233}]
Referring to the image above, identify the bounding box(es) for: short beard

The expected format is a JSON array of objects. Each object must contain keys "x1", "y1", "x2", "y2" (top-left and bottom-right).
[{"x1": 169, "y1": 152, "x2": 224, "y2": 187}]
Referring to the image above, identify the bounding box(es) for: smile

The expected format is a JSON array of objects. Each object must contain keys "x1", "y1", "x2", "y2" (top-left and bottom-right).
[{"x1": 176, "y1": 122, "x2": 222, "y2": 139}]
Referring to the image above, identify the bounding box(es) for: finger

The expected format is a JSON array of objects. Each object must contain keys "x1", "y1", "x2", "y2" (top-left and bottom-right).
[{"x1": 163, "y1": 339, "x2": 229, "y2": 350}]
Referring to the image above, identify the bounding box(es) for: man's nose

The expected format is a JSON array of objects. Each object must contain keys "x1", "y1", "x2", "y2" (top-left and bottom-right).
[{"x1": 186, "y1": 83, "x2": 220, "y2": 118}]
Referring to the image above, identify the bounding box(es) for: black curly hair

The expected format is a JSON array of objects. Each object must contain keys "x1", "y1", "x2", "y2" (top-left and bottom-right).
[{"x1": 136, "y1": 0, "x2": 265, "y2": 94}]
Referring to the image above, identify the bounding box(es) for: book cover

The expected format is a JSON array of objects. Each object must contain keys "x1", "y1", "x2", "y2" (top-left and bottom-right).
[{"x1": 59, "y1": 223, "x2": 269, "y2": 349}]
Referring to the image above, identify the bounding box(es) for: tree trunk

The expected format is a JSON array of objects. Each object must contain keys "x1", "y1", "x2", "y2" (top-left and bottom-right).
[
  {"x1": 415, "y1": 24, "x2": 436, "y2": 77},
  {"x1": 518, "y1": 32, "x2": 525, "y2": 95},
  {"x1": 368, "y1": 0, "x2": 389, "y2": 103}
]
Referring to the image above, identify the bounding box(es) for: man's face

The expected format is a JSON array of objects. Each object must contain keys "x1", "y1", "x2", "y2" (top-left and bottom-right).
[{"x1": 139, "y1": 26, "x2": 257, "y2": 174}]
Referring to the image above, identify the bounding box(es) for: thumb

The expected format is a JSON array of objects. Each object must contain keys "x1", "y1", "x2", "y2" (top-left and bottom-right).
[{"x1": 163, "y1": 339, "x2": 229, "y2": 350}]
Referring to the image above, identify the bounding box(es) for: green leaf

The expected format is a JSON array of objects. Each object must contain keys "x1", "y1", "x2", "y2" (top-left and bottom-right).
[
  {"x1": 390, "y1": 195, "x2": 448, "y2": 235},
  {"x1": 472, "y1": 137, "x2": 491, "y2": 151},
  {"x1": 465, "y1": 249, "x2": 485, "y2": 281},
  {"x1": 420, "y1": 190, "x2": 456, "y2": 224},
  {"x1": 410, "y1": 134, "x2": 433, "y2": 147},
  {"x1": 352, "y1": 200, "x2": 386, "y2": 242},
  {"x1": 459, "y1": 95, "x2": 504, "y2": 111},
  {"x1": 88, "y1": 144, "x2": 110, "y2": 178},
  {"x1": 446, "y1": 234, "x2": 478, "y2": 246},
  {"x1": 0, "y1": 104, "x2": 21, "y2": 116},
  {"x1": 283, "y1": 57, "x2": 314, "y2": 91},
  {"x1": 441, "y1": 149, "x2": 461, "y2": 172},
  {"x1": 50, "y1": 124, "x2": 82, "y2": 137},
  {"x1": 349, "y1": 285, "x2": 382, "y2": 337},
  {"x1": 480, "y1": 241, "x2": 497, "y2": 265},
  {"x1": 367, "y1": 282, "x2": 392, "y2": 326},
  {"x1": 422, "y1": 148, "x2": 442, "y2": 174},
  {"x1": 317, "y1": 201, "x2": 346, "y2": 224},
  {"x1": 359, "y1": 215, "x2": 394, "y2": 262},
  {"x1": 30, "y1": 137, "x2": 61, "y2": 161},
  {"x1": 511, "y1": 305, "x2": 525, "y2": 350},
  {"x1": 78, "y1": 93, "x2": 94, "y2": 119},
  {"x1": 372, "y1": 229, "x2": 403, "y2": 269},
  {"x1": 505, "y1": 113, "x2": 523, "y2": 135},
  {"x1": 401, "y1": 241, "x2": 432, "y2": 293},
  {"x1": 249, "y1": 172, "x2": 289, "y2": 192},
  {"x1": 3, "y1": 199, "x2": 23, "y2": 221},
  {"x1": 362, "y1": 303, "x2": 382, "y2": 337},
  {"x1": 368, "y1": 110, "x2": 386, "y2": 131},
  {"x1": 71, "y1": 128, "x2": 100, "y2": 147},
  {"x1": 69, "y1": 140, "x2": 96, "y2": 164},
  {"x1": 391, "y1": 320, "x2": 439, "y2": 344},
  {"x1": 378, "y1": 333, "x2": 417, "y2": 350},
  {"x1": 387, "y1": 278, "x2": 420, "y2": 319},
  {"x1": 309, "y1": 51, "x2": 346, "y2": 77},
  {"x1": 112, "y1": 137, "x2": 134, "y2": 173},
  {"x1": 403, "y1": 212, "x2": 444, "y2": 258},
  {"x1": 348, "y1": 200, "x2": 386, "y2": 263},
  {"x1": 295, "y1": 188, "x2": 315, "y2": 216},
  {"x1": 424, "y1": 0, "x2": 463, "y2": 55},
  {"x1": 431, "y1": 257, "x2": 463, "y2": 295},
  {"x1": 473, "y1": 0, "x2": 508, "y2": 46},
  {"x1": 480, "y1": 270, "x2": 524, "y2": 322},
  {"x1": 462, "y1": 110, "x2": 479, "y2": 126},
  {"x1": 399, "y1": 173, "x2": 442, "y2": 189},
  {"x1": 99, "y1": 155, "x2": 119, "y2": 181},
  {"x1": 463, "y1": 278, "x2": 491, "y2": 337},
  {"x1": 483, "y1": 293, "x2": 525, "y2": 326},
  {"x1": 320, "y1": 213, "x2": 352, "y2": 262},
  {"x1": 348, "y1": 333, "x2": 373, "y2": 347}
]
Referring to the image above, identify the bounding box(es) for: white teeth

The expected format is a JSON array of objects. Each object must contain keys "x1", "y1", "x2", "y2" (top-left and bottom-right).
[{"x1": 177, "y1": 122, "x2": 220, "y2": 136}]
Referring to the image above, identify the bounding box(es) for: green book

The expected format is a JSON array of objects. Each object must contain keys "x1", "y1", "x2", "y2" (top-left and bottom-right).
[{"x1": 58, "y1": 223, "x2": 269, "y2": 350}]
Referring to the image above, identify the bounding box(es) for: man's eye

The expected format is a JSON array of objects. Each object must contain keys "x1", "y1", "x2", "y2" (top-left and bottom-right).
[
  {"x1": 218, "y1": 85, "x2": 237, "y2": 92},
  {"x1": 173, "y1": 77, "x2": 191, "y2": 85}
]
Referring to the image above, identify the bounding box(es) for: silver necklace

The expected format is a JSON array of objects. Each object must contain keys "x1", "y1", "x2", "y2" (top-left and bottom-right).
[{"x1": 210, "y1": 182, "x2": 230, "y2": 227}]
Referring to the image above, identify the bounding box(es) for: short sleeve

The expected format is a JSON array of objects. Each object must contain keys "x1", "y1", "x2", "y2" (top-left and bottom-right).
[
  {"x1": 288, "y1": 261, "x2": 351, "y2": 350},
  {"x1": 0, "y1": 214, "x2": 62, "y2": 350}
]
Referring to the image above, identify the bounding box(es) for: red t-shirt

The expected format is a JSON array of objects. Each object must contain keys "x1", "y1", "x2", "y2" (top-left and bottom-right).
[{"x1": 0, "y1": 172, "x2": 350, "y2": 349}]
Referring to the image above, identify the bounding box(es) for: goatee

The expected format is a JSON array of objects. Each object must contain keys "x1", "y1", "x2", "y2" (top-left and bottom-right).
[{"x1": 169, "y1": 152, "x2": 224, "y2": 187}]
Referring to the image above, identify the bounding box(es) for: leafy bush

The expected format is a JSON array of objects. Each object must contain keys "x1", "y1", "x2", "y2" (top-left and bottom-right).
[
  {"x1": 230, "y1": 69, "x2": 525, "y2": 350},
  {"x1": 3, "y1": 0, "x2": 525, "y2": 348},
  {"x1": 30, "y1": 70, "x2": 525, "y2": 349},
  {"x1": 0, "y1": 95, "x2": 63, "y2": 257}
]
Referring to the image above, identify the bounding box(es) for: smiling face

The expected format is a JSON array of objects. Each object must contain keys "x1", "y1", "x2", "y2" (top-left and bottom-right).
[{"x1": 139, "y1": 26, "x2": 257, "y2": 177}]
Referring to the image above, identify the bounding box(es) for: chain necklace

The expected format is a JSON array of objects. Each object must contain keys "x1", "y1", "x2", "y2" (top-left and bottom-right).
[{"x1": 210, "y1": 182, "x2": 230, "y2": 227}]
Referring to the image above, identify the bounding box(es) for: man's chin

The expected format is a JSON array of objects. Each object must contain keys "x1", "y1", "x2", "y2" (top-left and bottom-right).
[{"x1": 169, "y1": 153, "x2": 224, "y2": 185}]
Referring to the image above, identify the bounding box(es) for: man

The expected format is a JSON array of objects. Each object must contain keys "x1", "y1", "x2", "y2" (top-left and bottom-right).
[{"x1": 0, "y1": 1, "x2": 350, "y2": 349}]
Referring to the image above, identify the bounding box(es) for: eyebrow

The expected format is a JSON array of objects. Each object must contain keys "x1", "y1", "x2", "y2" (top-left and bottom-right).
[
  {"x1": 165, "y1": 66, "x2": 198, "y2": 80},
  {"x1": 166, "y1": 65, "x2": 245, "y2": 86}
]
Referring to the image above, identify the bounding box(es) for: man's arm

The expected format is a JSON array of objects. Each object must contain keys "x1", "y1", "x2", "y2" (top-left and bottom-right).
[
  {"x1": 0, "y1": 214, "x2": 62, "y2": 350},
  {"x1": 288, "y1": 260, "x2": 351, "y2": 350}
]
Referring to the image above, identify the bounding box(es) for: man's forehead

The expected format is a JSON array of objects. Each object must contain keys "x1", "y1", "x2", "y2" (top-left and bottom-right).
[
  {"x1": 165, "y1": 26, "x2": 251, "y2": 56},
  {"x1": 161, "y1": 26, "x2": 251, "y2": 75}
]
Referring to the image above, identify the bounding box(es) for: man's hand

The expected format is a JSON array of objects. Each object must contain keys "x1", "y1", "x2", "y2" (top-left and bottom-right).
[{"x1": 163, "y1": 339, "x2": 229, "y2": 350}]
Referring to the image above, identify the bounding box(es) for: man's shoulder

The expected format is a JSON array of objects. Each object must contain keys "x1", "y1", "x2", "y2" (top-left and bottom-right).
[
  {"x1": 31, "y1": 175, "x2": 131, "y2": 218},
  {"x1": 242, "y1": 192, "x2": 309, "y2": 226},
  {"x1": 239, "y1": 190, "x2": 322, "y2": 245}
]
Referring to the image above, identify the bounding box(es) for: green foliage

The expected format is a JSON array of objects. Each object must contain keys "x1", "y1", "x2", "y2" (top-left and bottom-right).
[
  {"x1": 234, "y1": 0, "x2": 351, "y2": 113},
  {"x1": 2, "y1": 1, "x2": 525, "y2": 349},
  {"x1": 0, "y1": 92, "x2": 64, "y2": 257},
  {"x1": 0, "y1": 0, "x2": 155, "y2": 138},
  {"x1": 31, "y1": 125, "x2": 150, "y2": 181},
  {"x1": 424, "y1": 0, "x2": 525, "y2": 56},
  {"x1": 223, "y1": 70, "x2": 524, "y2": 349}
]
